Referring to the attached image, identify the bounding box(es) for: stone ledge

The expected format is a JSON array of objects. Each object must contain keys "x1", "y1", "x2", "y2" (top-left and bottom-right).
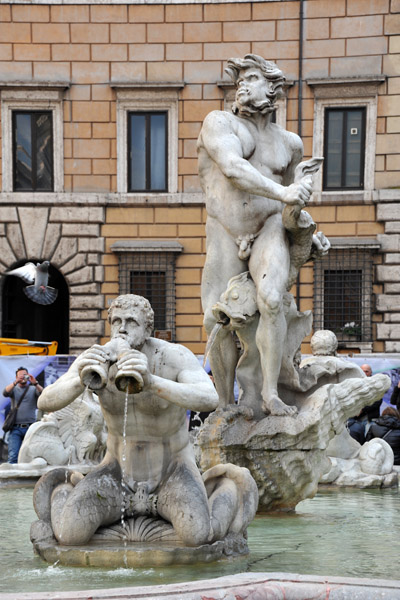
[
  {"x1": 374, "y1": 190, "x2": 400, "y2": 202},
  {"x1": 2, "y1": 572, "x2": 400, "y2": 600},
  {"x1": 0, "y1": 192, "x2": 204, "y2": 206},
  {"x1": 329, "y1": 237, "x2": 380, "y2": 249},
  {"x1": 111, "y1": 240, "x2": 184, "y2": 253}
]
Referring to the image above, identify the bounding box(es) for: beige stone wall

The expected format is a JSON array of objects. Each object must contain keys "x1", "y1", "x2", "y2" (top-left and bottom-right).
[
  {"x1": 300, "y1": 205, "x2": 385, "y2": 354},
  {"x1": 0, "y1": 0, "x2": 399, "y2": 354},
  {"x1": 0, "y1": 0, "x2": 398, "y2": 191},
  {"x1": 101, "y1": 204, "x2": 207, "y2": 354}
]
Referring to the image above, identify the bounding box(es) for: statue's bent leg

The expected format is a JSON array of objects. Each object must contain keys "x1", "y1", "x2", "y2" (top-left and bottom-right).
[
  {"x1": 157, "y1": 460, "x2": 211, "y2": 547},
  {"x1": 203, "y1": 463, "x2": 258, "y2": 541},
  {"x1": 51, "y1": 460, "x2": 123, "y2": 545}
]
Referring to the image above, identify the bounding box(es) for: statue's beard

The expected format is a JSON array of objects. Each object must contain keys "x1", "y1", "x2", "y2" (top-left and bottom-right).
[{"x1": 232, "y1": 94, "x2": 277, "y2": 118}]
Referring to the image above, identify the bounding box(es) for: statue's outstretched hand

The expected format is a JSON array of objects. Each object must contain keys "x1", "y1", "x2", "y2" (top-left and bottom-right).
[
  {"x1": 281, "y1": 176, "x2": 313, "y2": 207},
  {"x1": 75, "y1": 344, "x2": 109, "y2": 376},
  {"x1": 116, "y1": 349, "x2": 151, "y2": 388}
]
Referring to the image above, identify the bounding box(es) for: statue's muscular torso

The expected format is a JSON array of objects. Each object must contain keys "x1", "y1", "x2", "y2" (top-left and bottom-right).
[
  {"x1": 198, "y1": 110, "x2": 300, "y2": 238},
  {"x1": 98, "y1": 341, "x2": 193, "y2": 493}
]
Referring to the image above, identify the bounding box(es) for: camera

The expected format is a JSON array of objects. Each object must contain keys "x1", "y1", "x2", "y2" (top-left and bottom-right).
[{"x1": 23, "y1": 374, "x2": 29, "y2": 382}]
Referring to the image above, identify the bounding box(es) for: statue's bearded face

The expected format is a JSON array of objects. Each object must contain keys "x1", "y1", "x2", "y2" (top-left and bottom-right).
[
  {"x1": 110, "y1": 307, "x2": 148, "y2": 349},
  {"x1": 234, "y1": 68, "x2": 277, "y2": 116}
]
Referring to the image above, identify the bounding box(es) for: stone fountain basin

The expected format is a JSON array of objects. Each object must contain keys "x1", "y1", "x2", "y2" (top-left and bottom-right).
[{"x1": 32, "y1": 538, "x2": 227, "y2": 568}]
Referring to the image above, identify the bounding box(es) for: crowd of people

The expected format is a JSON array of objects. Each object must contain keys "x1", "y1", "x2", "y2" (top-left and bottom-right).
[
  {"x1": 3, "y1": 360, "x2": 400, "y2": 467},
  {"x1": 347, "y1": 363, "x2": 400, "y2": 465}
]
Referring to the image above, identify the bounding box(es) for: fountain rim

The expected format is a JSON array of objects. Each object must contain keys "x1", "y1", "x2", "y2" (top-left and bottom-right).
[{"x1": 1, "y1": 572, "x2": 400, "y2": 600}]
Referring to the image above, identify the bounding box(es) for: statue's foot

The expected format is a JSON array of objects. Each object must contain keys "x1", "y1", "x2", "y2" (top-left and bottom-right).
[{"x1": 262, "y1": 394, "x2": 298, "y2": 417}]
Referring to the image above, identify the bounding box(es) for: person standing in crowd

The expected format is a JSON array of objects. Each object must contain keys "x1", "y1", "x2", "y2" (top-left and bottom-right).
[
  {"x1": 348, "y1": 364, "x2": 382, "y2": 444},
  {"x1": 390, "y1": 375, "x2": 400, "y2": 412},
  {"x1": 366, "y1": 406, "x2": 400, "y2": 465},
  {"x1": 3, "y1": 366, "x2": 43, "y2": 463}
]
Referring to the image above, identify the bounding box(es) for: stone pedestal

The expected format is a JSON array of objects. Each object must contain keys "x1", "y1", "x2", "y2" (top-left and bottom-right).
[{"x1": 198, "y1": 373, "x2": 390, "y2": 512}]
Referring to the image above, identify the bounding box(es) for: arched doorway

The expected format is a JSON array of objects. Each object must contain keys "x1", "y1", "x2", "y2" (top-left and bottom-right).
[{"x1": 2, "y1": 261, "x2": 69, "y2": 353}]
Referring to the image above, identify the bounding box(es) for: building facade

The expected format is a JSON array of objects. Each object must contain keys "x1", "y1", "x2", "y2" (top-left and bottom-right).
[{"x1": 0, "y1": 0, "x2": 399, "y2": 356}]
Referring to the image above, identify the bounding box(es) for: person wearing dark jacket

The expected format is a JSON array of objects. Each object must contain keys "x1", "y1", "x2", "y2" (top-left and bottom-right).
[
  {"x1": 348, "y1": 364, "x2": 381, "y2": 444},
  {"x1": 390, "y1": 381, "x2": 400, "y2": 412},
  {"x1": 366, "y1": 407, "x2": 400, "y2": 465}
]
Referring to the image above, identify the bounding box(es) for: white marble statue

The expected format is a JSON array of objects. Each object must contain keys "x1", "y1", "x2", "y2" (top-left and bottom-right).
[
  {"x1": 31, "y1": 295, "x2": 258, "y2": 556},
  {"x1": 18, "y1": 391, "x2": 106, "y2": 466},
  {"x1": 301, "y1": 330, "x2": 398, "y2": 489},
  {"x1": 321, "y1": 438, "x2": 398, "y2": 488},
  {"x1": 198, "y1": 54, "x2": 329, "y2": 417}
]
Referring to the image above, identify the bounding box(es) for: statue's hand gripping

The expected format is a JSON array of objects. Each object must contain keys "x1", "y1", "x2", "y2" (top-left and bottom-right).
[
  {"x1": 281, "y1": 156, "x2": 324, "y2": 217},
  {"x1": 75, "y1": 344, "x2": 109, "y2": 378},
  {"x1": 281, "y1": 177, "x2": 313, "y2": 208},
  {"x1": 116, "y1": 349, "x2": 151, "y2": 390}
]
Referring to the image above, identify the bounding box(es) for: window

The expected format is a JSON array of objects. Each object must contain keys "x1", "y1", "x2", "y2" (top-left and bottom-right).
[
  {"x1": 128, "y1": 111, "x2": 167, "y2": 192},
  {"x1": 113, "y1": 84, "x2": 183, "y2": 194},
  {"x1": 111, "y1": 240, "x2": 183, "y2": 341},
  {"x1": 313, "y1": 245, "x2": 376, "y2": 346},
  {"x1": 308, "y1": 76, "x2": 385, "y2": 201},
  {"x1": 13, "y1": 111, "x2": 53, "y2": 192},
  {"x1": 323, "y1": 108, "x2": 365, "y2": 191},
  {"x1": 1, "y1": 84, "x2": 68, "y2": 193}
]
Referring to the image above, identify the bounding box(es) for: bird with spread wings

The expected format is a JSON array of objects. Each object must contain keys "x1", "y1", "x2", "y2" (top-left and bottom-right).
[{"x1": 5, "y1": 261, "x2": 58, "y2": 305}]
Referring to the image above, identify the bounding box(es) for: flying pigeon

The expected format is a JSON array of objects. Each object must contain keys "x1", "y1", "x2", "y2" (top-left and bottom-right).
[{"x1": 5, "y1": 261, "x2": 58, "y2": 305}]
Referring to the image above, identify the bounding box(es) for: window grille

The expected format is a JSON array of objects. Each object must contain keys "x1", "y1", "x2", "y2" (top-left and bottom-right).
[
  {"x1": 117, "y1": 249, "x2": 178, "y2": 341},
  {"x1": 323, "y1": 107, "x2": 366, "y2": 191},
  {"x1": 313, "y1": 248, "x2": 373, "y2": 343},
  {"x1": 13, "y1": 111, "x2": 53, "y2": 191}
]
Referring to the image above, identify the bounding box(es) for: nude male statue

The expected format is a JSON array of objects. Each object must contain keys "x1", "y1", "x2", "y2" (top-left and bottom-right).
[
  {"x1": 198, "y1": 54, "x2": 314, "y2": 417},
  {"x1": 35, "y1": 294, "x2": 257, "y2": 547}
]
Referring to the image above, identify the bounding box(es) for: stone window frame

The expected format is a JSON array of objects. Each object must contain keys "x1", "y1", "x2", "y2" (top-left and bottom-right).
[
  {"x1": 313, "y1": 237, "x2": 380, "y2": 353},
  {"x1": 0, "y1": 83, "x2": 68, "y2": 193},
  {"x1": 217, "y1": 80, "x2": 292, "y2": 130},
  {"x1": 308, "y1": 76, "x2": 385, "y2": 203},
  {"x1": 110, "y1": 240, "x2": 183, "y2": 341},
  {"x1": 113, "y1": 83, "x2": 184, "y2": 195}
]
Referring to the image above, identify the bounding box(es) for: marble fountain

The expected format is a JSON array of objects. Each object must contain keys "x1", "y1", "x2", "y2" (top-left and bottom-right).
[{"x1": 2, "y1": 55, "x2": 400, "y2": 600}]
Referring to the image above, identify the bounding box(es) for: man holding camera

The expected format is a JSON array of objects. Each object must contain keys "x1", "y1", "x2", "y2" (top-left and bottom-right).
[{"x1": 3, "y1": 366, "x2": 43, "y2": 463}]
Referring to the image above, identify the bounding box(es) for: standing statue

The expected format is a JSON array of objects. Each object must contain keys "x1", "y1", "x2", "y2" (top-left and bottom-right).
[
  {"x1": 198, "y1": 54, "x2": 328, "y2": 416},
  {"x1": 31, "y1": 295, "x2": 258, "y2": 562},
  {"x1": 197, "y1": 55, "x2": 391, "y2": 510}
]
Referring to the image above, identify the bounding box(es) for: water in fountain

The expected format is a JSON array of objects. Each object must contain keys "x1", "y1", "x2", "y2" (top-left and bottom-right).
[{"x1": 2, "y1": 486, "x2": 399, "y2": 594}]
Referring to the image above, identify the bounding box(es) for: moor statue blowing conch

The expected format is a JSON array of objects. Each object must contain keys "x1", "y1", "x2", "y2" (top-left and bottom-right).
[
  {"x1": 31, "y1": 295, "x2": 258, "y2": 556},
  {"x1": 198, "y1": 54, "x2": 330, "y2": 417}
]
